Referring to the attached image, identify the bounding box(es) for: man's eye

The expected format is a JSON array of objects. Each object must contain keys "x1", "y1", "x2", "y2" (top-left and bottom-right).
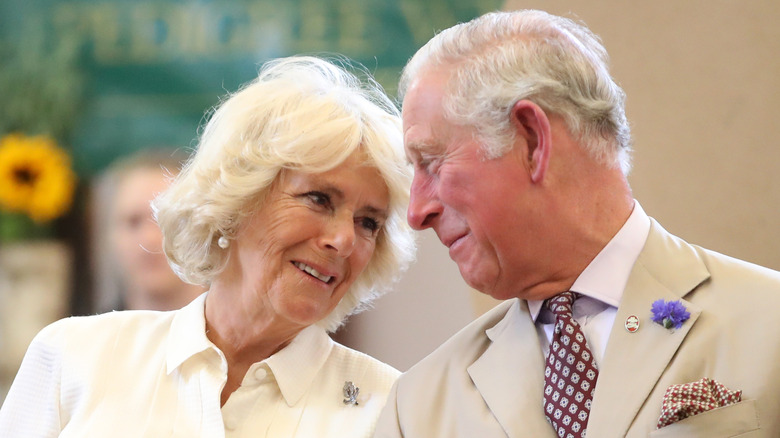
[{"x1": 419, "y1": 155, "x2": 441, "y2": 174}]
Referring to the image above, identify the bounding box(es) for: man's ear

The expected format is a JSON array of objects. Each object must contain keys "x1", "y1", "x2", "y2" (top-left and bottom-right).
[{"x1": 510, "y1": 100, "x2": 551, "y2": 183}]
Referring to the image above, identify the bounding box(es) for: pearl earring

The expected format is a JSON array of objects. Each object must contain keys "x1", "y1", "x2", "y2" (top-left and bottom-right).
[{"x1": 217, "y1": 236, "x2": 230, "y2": 249}]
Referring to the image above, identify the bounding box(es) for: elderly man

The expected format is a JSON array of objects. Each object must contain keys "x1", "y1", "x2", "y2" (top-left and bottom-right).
[{"x1": 374, "y1": 9, "x2": 780, "y2": 438}]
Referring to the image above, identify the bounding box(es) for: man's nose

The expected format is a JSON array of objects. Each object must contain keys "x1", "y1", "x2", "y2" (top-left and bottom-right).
[{"x1": 406, "y1": 172, "x2": 441, "y2": 230}]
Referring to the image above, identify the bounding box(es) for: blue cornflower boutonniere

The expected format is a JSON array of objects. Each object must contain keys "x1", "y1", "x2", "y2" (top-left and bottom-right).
[{"x1": 651, "y1": 299, "x2": 691, "y2": 330}]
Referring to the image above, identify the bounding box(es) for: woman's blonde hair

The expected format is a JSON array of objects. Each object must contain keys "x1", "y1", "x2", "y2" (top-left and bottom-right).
[{"x1": 153, "y1": 56, "x2": 415, "y2": 331}]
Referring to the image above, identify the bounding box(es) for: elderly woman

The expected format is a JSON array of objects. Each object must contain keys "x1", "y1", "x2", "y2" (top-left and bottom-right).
[{"x1": 0, "y1": 56, "x2": 415, "y2": 437}]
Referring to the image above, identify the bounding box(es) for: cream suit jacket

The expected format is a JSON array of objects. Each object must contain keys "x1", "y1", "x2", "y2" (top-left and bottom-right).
[{"x1": 374, "y1": 219, "x2": 780, "y2": 437}]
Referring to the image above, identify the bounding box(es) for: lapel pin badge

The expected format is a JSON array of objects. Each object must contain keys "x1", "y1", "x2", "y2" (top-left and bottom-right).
[
  {"x1": 343, "y1": 381, "x2": 359, "y2": 405},
  {"x1": 625, "y1": 315, "x2": 640, "y2": 333}
]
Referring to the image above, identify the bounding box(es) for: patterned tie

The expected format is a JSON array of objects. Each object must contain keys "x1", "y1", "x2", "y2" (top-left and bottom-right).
[{"x1": 543, "y1": 292, "x2": 599, "y2": 438}]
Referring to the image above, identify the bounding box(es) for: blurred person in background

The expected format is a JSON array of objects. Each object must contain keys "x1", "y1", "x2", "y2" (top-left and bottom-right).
[
  {"x1": 0, "y1": 55, "x2": 415, "y2": 437},
  {"x1": 91, "y1": 148, "x2": 204, "y2": 313}
]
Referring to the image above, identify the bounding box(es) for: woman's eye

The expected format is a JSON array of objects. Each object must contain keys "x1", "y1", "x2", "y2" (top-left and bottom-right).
[
  {"x1": 358, "y1": 217, "x2": 380, "y2": 235},
  {"x1": 304, "y1": 191, "x2": 331, "y2": 208}
]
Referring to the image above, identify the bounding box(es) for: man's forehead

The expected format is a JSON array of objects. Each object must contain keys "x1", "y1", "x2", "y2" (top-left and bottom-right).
[{"x1": 401, "y1": 69, "x2": 451, "y2": 161}]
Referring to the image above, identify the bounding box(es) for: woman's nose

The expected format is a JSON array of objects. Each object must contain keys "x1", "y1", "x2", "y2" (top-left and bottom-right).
[{"x1": 322, "y1": 215, "x2": 356, "y2": 257}]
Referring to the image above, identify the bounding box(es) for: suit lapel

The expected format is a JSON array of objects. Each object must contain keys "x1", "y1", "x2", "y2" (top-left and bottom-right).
[
  {"x1": 587, "y1": 219, "x2": 709, "y2": 437},
  {"x1": 468, "y1": 299, "x2": 556, "y2": 438}
]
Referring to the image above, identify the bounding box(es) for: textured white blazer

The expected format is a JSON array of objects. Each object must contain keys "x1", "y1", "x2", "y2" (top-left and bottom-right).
[{"x1": 0, "y1": 293, "x2": 399, "y2": 437}]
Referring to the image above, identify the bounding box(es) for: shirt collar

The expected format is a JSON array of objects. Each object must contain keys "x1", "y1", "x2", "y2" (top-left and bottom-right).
[
  {"x1": 166, "y1": 292, "x2": 216, "y2": 375},
  {"x1": 528, "y1": 200, "x2": 651, "y2": 320},
  {"x1": 265, "y1": 324, "x2": 334, "y2": 406},
  {"x1": 166, "y1": 293, "x2": 335, "y2": 407}
]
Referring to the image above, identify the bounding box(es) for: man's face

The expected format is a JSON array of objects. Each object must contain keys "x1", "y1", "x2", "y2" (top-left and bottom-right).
[{"x1": 402, "y1": 69, "x2": 541, "y2": 300}]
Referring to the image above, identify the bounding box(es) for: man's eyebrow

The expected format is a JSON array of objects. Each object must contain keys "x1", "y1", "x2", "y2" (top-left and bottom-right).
[{"x1": 405, "y1": 140, "x2": 439, "y2": 163}]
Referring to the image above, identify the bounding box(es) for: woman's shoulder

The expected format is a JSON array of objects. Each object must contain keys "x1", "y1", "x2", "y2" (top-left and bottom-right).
[
  {"x1": 43, "y1": 309, "x2": 175, "y2": 337},
  {"x1": 328, "y1": 341, "x2": 401, "y2": 385},
  {"x1": 32, "y1": 309, "x2": 178, "y2": 359}
]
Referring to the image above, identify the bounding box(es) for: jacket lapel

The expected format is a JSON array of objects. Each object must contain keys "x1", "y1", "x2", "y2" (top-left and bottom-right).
[
  {"x1": 468, "y1": 299, "x2": 557, "y2": 438},
  {"x1": 587, "y1": 219, "x2": 709, "y2": 437}
]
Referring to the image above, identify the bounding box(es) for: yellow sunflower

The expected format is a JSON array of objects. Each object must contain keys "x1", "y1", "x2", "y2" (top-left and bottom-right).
[{"x1": 0, "y1": 133, "x2": 77, "y2": 223}]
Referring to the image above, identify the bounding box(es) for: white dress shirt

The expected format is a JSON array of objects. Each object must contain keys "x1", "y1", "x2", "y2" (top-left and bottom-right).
[
  {"x1": 0, "y1": 293, "x2": 399, "y2": 437},
  {"x1": 528, "y1": 201, "x2": 651, "y2": 365}
]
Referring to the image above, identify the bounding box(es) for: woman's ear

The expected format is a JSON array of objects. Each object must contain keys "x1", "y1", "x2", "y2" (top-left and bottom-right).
[{"x1": 510, "y1": 100, "x2": 551, "y2": 184}]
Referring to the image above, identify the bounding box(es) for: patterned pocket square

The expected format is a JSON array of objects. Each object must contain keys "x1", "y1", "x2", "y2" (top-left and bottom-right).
[{"x1": 657, "y1": 377, "x2": 742, "y2": 428}]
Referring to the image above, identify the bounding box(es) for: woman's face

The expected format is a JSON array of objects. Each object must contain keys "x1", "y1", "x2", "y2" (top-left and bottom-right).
[{"x1": 227, "y1": 152, "x2": 389, "y2": 331}]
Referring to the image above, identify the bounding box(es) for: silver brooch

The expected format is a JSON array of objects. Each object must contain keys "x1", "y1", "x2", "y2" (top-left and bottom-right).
[{"x1": 343, "y1": 381, "x2": 359, "y2": 405}]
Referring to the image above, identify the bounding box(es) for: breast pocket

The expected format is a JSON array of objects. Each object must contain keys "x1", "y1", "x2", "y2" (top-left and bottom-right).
[{"x1": 648, "y1": 399, "x2": 759, "y2": 438}]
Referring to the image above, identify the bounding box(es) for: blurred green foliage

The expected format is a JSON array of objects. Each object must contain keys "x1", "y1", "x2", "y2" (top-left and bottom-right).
[{"x1": 0, "y1": 31, "x2": 85, "y2": 144}]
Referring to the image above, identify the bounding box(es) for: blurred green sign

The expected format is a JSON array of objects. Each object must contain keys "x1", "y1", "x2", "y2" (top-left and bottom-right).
[{"x1": 0, "y1": 0, "x2": 500, "y2": 175}]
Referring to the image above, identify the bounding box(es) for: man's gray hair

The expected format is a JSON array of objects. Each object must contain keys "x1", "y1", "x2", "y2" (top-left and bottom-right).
[{"x1": 400, "y1": 9, "x2": 632, "y2": 174}]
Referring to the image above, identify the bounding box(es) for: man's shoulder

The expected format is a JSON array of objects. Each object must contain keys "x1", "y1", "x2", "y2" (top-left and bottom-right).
[
  {"x1": 641, "y1": 218, "x2": 780, "y2": 314},
  {"x1": 644, "y1": 217, "x2": 780, "y2": 288},
  {"x1": 402, "y1": 299, "x2": 518, "y2": 377},
  {"x1": 695, "y1": 244, "x2": 780, "y2": 283}
]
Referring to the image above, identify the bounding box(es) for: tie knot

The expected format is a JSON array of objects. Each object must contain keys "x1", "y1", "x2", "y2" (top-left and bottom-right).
[{"x1": 545, "y1": 291, "x2": 577, "y2": 316}]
